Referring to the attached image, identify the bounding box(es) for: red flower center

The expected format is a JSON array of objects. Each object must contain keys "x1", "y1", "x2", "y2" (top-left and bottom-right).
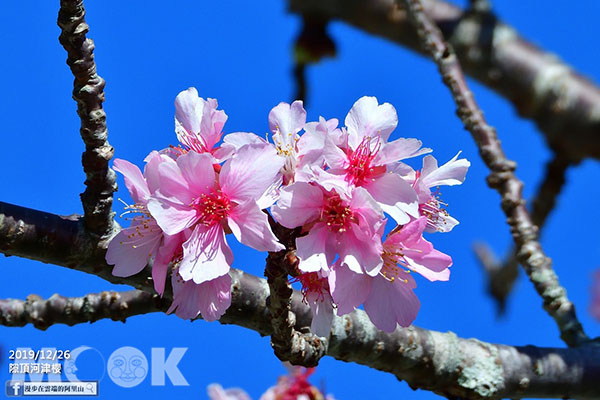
[
  {"x1": 322, "y1": 194, "x2": 356, "y2": 233},
  {"x1": 296, "y1": 272, "x2": 330, "y2": 303},
  {"x1": 191, "y1": 189, "x2": 231, "y2": 226},
  {"x1": 345, "y1": 136, "x2": 385, "y2": 186}
]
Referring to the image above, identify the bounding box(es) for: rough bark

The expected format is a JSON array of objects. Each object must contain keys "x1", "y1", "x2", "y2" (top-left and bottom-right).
[
  {"x1": 0, "y1": 290, "x2": 168, "y2": 330},
  {"x1": 58, "y1": 0, "x2": 117, "y2": 238},
  {"x1": 476, "y1": 153, "x2": 572, "y2": 314}
]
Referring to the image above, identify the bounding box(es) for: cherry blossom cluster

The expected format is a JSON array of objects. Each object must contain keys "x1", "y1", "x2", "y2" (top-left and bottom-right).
[
  {"x1": 208, "y1": 365, "x2": 334, "y2": 400},
  {"x1": 106, "y1": 87, "x2": 470, "y2": 334}
]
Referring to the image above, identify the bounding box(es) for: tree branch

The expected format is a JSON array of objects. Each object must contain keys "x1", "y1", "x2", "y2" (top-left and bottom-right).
[
  {"x1": 476, "y1": 153, "x2": 572, "y2": 314},
  {"x1": 2, "y1": 201, "x2": 600, "y2": 398},
  {"x1": 265, "y1": 219, "x2": 327, "y2": 367},
  {"x1": 399, "y1": 0, "x2": 589, "y2": 347},
  {"x1": 0, "y1": 290, "x2": 167, "y2": 330},
  {"x1": 287, "y1": 0, "x2": 600, "y2": 162},
  {"x1": 58, "y1": 0, "x2": 117, "y2": 239}
]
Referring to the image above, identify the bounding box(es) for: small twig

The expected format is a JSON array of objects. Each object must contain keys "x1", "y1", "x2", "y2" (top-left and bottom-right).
[
  {"x1": 400, "y1": 0, "x2": 588, "y2": 347},
  {"x1": 265, "y1": 217, "x2": 327, "y2": 367},
  {"x1": 0, "y1": 290, "x2": 167, "y2": 330},
  {"x1": 58, "y1": 0, "x2": 117, "y2": 239},
  {"x1": 476, "y1": 153, "x2": 572, "y2": 314}
]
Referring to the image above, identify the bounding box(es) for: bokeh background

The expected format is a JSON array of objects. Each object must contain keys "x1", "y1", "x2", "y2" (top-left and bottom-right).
[{"x1": 1, "y1": 1, "x2": 599, "y2": 398}]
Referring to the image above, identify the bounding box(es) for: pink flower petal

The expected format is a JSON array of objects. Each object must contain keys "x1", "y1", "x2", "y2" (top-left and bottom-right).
[
  {"x1": 339, "y1": 224, "x2": 383, "y2": 276},
  {"x1": 375, "y1": 137, "x2": 432, "y2": 165},
  {"x1": 306, "y1": 291, "x2": 334, "y2": 337},
  {"x1": 179, "y1": 225, "x2": 232, "y2": 284},
  {"x1": 154, "y1": 157, "x2": 194, "y2": 203},
  {"x1": 152, "y1": 233, "x2": 185, "y2": 295},
  {"x1": 106, "y1": 224, "x2": 162, "y2": 277},
  {"x1": 220, "y1": 144, "x2": 285, "y2": 203},
  {"x1": 200, "y1": 98, "x2": 228, "y2": 150},
  {"x1": 227, "y1": 201, "x2": 284, "y2": 252},
  {"x1": 147, "y1": 195, "x2": 198, "y2": 235},
  {"x1": 345, "y1": 96, "x2": 398, "y2": 145},
  {"x1": 143, "y1": 151, "x2": 167, "y2": 194},
  {"x1": 322, "y1": 135, "x2": 348, "y2": 170},
  {"x1": 175, "y1": 87, "x2": 204, "y2": 137},
  {"x1": 363, "y1": 173, "x2": 418, "y2": 224},
  {"x1": 364, "y1": 274, "x2": 420, "y2": 332},
  {"x1": 271, "y1": 182, "x2": 322, "y2": 228},
  {"x1": 296, "y1": 225, "x2": 331, "y2": 273},
  {"x1": 176, "y1": 151, "x2": 216, "y2": 195},
  {"x1": 268, "y1": 100, "x2": 306, "y2": 138},
  {"x1": 421, "y1": 153, "x2": 470, "y2": 188},
  {"x1": 196, "y1": 274, "x2": 232, "y2": 322},
  {"x1": 329, "y1": 262, "x2": 372, "y2": 315},
  {"x1": 168, "y1": 273, "x2": 232, "y2": 321},
  {"x1": 113, "y1": 159, "x2": 150, "y2": 204}
]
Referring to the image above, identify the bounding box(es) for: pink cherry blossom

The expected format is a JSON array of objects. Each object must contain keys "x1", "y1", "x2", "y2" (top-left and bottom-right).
[
  {"x1": 174, "y1": 87, "x2": 230, "y2": 160},
  {"x1": 168, "y1": 269, "x2": 232, "y2": 321},
  {"x1": 329, "y1": 217, "x2": 452, "y2": 332},
  {"x1": 295, "y1": 272, "x2": 334, "y2": 337},
  {"x1": 208, "y1": 366, "x2": 335, "y2": 400},
  {"x1": 321, "y1": 96, "x2": 431, "y2": 224},
  {"x1": 148, "y1": 144, "x2": 285, "y2": 285},
  {"x1": 221, "y1": 102, "x2": 337, "y2": 185},
  {"x1": 259, "y1": 366, "x2": 334, "y2": 400},
  {"x1": 411, "y1": 153, "x2": 471, "y2": 233},
  {"x1": 267, "y1": 101, "x2": 339, "y2": 184},
  {"x1": 207, "y1": 384, "x2": 251, "y2": 400},
  {"x1": 106, "y1": 153, "x2": 184, "y2": 295},
  {"x1": 272, "y1": 182, "x2": 384, "y2": 276}
]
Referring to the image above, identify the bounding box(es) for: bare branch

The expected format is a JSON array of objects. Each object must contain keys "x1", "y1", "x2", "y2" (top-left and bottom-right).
[
  {"x1": 0, "y1": 291, "x2": 167, "y2": 330},
  {"x1": 287, "y1": 0, "x2": 600, "y2": 162},
  {"x1": 399, "y1": 0, "x2": 589, "y2": 347},
  {"x1": 1, "y1": 201, "x2": 600, "y2": 398},
  {"x1": 57, "y1": 0, "x2": 117, "y2": 238},
  {"x1": 476, "y1": 153, "x2": 572, "y2": 314}
]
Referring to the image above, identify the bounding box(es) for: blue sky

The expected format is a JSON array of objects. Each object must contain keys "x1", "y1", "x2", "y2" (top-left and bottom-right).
[{"x1": 1, "y1": 1, "x2": 599, "y2": 399}]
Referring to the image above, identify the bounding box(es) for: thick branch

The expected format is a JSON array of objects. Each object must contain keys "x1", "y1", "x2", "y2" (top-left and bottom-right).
[
  {"x1": 1, "y1": 201, "x2": 600, "y2": 398},
  {"x1": 288, "y1": 0, "x2": 600, "y2": 162},
  {"x1": 58, "y1": 0, "x2": 117, "y2": 238},
  {"x1": 0, "y1": 290, "x2": 167, "y2": 330},
  {"x1": 399, "y1": 0, "x2": 588, "y2": 347}
]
